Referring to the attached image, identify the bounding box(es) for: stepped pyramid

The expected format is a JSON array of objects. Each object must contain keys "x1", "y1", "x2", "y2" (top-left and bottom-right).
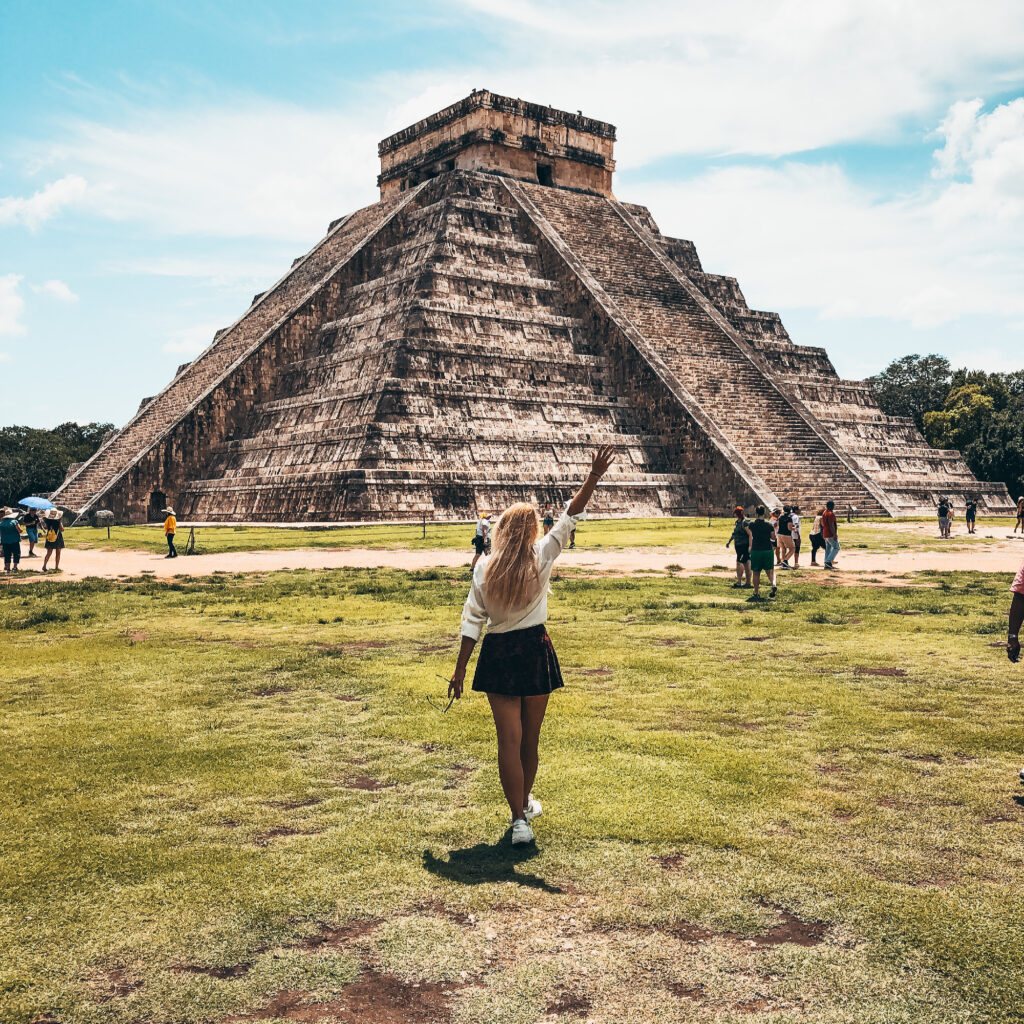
[{"x1": 56, "y1": 90, "x2": 1012, "y2": 522}]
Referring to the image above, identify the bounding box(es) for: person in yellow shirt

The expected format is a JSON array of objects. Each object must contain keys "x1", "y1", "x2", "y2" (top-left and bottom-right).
[{"x1": 163, "y1": 506, "x2": 178, "y2": 558}]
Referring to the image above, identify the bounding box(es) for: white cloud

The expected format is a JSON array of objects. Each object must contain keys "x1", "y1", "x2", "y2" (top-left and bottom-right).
[
  {"x1": 930, "y1": 96, "x2": 1024, "y2": 225},
  {"x1": 442, "y1": 0, "x2": 1024, "y2": 165},
  {"x1": 43, "y1": 104, "x2": 379, "y2": 241},
  {"x1": 0, "y1": 174, "x2": 87, "y2": 230},
  {"x1": 104, "y1": 254, "x2": 284, "y2": 288},
  {"x1": 15, "y1": 2, "x2": 1022, "y2": 249},
  {"x1": 32, "y1": 279, "x2": 78, "y2": 302},
  {"x1": 162, "y1": 323, "x2": 222, "y2": 356},
  {"x1": 0, "y1": 274, "x2": 26, "y2": 336},
  {"x1": 634, "y1": 98, "x2": 1024, "y2": 333}
]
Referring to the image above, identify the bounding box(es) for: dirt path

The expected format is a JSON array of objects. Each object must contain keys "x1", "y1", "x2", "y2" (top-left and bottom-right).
[{"x1": 5, "y1": 533, "x2": 1023, "y2": 584}]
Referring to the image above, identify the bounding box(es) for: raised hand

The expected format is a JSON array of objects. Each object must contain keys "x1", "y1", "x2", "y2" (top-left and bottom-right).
[
  {"x1": 568, "y1": 446, "x2": 616, "y2": 518},
  {"x1": 589, "y1": 444, "x2": 616, "y2": 480}
]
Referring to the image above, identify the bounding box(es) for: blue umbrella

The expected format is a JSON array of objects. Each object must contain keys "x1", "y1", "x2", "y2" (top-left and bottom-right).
[{"x1": 18, "y1": 496, "x2": 55, "y2": 510}]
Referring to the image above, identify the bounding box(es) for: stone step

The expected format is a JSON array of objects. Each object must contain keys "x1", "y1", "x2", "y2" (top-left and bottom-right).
[{"x1": 518, "y1": 182, "x2": 881, "y2": 510}]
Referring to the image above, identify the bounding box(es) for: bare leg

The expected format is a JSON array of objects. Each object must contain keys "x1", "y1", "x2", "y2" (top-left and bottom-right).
[
  {"x1": 519, "y1": 694, "x2": 549, "y2": 808},
  {"x1": 487, "y1": 694, "x2": 526, "y2": 821},
  {"x1": 54, "y1": 549, "x2": 61, "y2": 570},
  {"x1": 752, "y1": 569, "x2": 761, "y2": 596},
  {"x1": 41, "y1": 551, "x2": 50, "y2": 571},
  {"x1": 735, "y1": 559, "x2": 743, "y2": 583},
  {"x1": 745, "y1": 560, "x2": 752, "y2": 585}
]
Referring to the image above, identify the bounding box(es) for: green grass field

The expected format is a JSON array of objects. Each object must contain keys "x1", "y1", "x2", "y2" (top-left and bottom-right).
[
  {"x1": 2, "y1": 568, "x2": 1022, "y2": 1023},
  {"x1": 66, "y1": 515, "x2": 1016, "y2": 557}
]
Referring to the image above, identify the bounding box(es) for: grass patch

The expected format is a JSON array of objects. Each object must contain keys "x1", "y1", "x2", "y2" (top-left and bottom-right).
[
  {"x1": 1, "y1": 569, "x2": 1022, "y2": 1022},
  {"x1": 64, "y1": 515, "x2": 1017, "y2": 556}
]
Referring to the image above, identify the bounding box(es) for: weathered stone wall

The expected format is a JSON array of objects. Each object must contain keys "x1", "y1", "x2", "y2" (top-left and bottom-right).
[
  {"x1": 378, "y1": 90, "x2": 615, "y2": 199},
  {"x1": 176, "y1": 174, "x2": 699, "y2": 520},
  {"x1": 634, "y1": 202, "x2": 1014, "y2": 514}
]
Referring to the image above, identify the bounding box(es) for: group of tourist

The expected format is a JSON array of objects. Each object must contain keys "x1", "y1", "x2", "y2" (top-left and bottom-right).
[
  {"x1": 937, "y1": 497, "x2": 978, "y2": 538},
  {"x1": 0, "y1": 506, "x2": 65, "y2": 572},
  {"x1": 726, "y1": 500, "x2": 841, "y2": 597}
]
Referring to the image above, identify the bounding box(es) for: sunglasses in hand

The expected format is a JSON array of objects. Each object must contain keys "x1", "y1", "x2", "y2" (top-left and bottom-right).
[{"x1": 427, "y1": 674, "x2": 457, "y2": 714}]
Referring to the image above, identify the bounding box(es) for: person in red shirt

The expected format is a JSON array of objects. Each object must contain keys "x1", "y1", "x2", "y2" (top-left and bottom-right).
[{"x1": 821, "y1": 500, "x2": 839, "y2": 569}]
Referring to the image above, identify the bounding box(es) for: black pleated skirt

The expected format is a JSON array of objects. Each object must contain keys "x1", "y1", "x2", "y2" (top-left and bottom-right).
[{"x1": 472, "y1": 624, "x2": 565, "y2": 697}]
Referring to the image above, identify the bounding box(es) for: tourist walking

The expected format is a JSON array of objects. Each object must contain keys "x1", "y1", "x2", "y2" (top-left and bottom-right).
[
  {"x1": 809, "y1": 507, "x2": 825, "y2": 565},
  {"x1": 448, "y1": 445, "x2": 616, "y2": 846},
  {"x1": 965, "y1": 499, "x2": 977, "y2": 535},
  {"x1": 22, "y1": 508, "x2": 40, "y2": 557},
  {"x1": 725, "y1": 505, "x2": 751, "y2": 588},
  {"x1": 776, "y1": 506, "x2": 793, "y2": 568},
  {"x1": 937, "y1": 497, "x2": 951, "y2": 539},
  {"x1": 790, "y1": 505, "x2": 802, "y2": 568},
  {"x1": 1015, "y1": 498, "x2": 1024, "y2": 534},
  {"x1": 745, "y1": 505, "x2": 778, "y2": 600},
  {"x1": 541, "y1": 506, "x2": 555, "y2": 535},
  {"x1": 471, "y1": 511, "x2": 490, "y2": 569},
  {"x1": 822, "y1": 500, "x2": 840, "y2": 568},
  {"x1": 40, "y1": 509, "x2": 64, "y2": 572},
  {"x1": 163, "y1": 506, "x2": 178, "y2": 558},
  {"x1": 1, "y1": 508, "x2": 23, "y2": 572}
]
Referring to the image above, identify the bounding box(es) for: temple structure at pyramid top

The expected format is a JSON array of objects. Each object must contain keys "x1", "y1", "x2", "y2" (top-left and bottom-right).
[
  {"x1": 377, "y1": 89, "x2": 617, "y2": 199},
  {"x1": 54, "y1": 90, "x2": 1013, "y2": 523}
]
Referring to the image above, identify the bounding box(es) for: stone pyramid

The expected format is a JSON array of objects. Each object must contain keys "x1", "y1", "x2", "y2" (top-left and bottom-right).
[{"x1": 55, "y1": 90, "x2": 1012, "y2": 522}]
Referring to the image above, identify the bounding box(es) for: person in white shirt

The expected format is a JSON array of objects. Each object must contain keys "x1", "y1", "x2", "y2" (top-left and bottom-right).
[
  {"x1": 471, "y1": 512, "x2": 490, "y2": 569},
  {"x1": 448, "y1": 446, "x2": 616, "y2": 845}
]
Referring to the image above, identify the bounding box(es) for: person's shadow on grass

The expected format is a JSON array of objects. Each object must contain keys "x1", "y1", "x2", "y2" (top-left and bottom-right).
[{"x1": 422, "y1": 836, "x2": 565, "y2": 893}]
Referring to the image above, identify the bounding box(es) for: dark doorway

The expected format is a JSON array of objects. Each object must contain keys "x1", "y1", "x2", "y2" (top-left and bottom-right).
[
  {"x1": 537, "y1": 163, "x2": 554, "y2": 186},
  {"x1": 148, "y1": 491, "x2": 166, "y2": 523}
]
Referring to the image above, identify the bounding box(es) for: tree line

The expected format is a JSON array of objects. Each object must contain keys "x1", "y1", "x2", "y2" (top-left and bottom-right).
[
  {"x1": 0, "y1": 423, "x2": 113, "y2": 508},
  {"x1": 867, "y1": 355, "x2": 1024, "y2": 500}
]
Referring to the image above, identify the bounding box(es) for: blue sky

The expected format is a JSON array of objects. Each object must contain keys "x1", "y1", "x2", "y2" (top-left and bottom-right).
[{"x1": 2, "y1": 0, "x2": 1023, "y2": 428}]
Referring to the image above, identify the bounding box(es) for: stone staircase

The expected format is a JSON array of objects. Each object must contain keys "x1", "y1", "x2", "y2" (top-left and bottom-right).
[
  {"x1": 52, "y1": 195, "x2": 405, "y2": 514},
  {"x1": 511, "y1": 180, "x2": 891, "y2": 515},
  {"x1": 176, "y1": 173, "x2": 693, "y2": 520}
]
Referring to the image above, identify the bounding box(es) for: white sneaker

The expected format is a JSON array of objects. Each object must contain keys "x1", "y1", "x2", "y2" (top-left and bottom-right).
[
  {"x1": 525, "y1": 794, "x2": 542, "y2": 821},
  {"x1": 511, "y1": 818, "x2": 534, "y2": 845}
]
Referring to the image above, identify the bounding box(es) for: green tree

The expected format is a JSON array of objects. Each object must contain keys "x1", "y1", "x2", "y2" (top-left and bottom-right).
[
  {"x1": 867, "y1": 354, "x2": 952, "y2": 431},
  {"x1": 0, "y1": 422, "x2": 113, "y2": 507},
  {"x1": 923, "y1": 384, "x2": 995, "y2": 450}
]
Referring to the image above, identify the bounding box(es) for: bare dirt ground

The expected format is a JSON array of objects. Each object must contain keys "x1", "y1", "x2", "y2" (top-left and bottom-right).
[{"x1": 5, "y1": 521, "x2": 1023, "y2": 584}]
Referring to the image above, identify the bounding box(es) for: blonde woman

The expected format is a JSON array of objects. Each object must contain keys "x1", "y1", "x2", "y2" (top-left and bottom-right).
[{"x1": 449, "y1": 446, "x2": 615, "y2": 845}]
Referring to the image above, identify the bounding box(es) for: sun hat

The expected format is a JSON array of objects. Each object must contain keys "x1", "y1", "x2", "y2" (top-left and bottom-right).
[
  {"x1": 162, "y1": 507, "x2": 175, "y2": 515},
  {"x1": 2, "y1": 508, "x2": 18, "y2": 520},
  {"x1": 44, "y1": 508, "x2": 62, "y2": 520}
]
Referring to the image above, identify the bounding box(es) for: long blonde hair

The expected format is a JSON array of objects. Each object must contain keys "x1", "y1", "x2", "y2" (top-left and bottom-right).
[{"x1": 484, "y1": 503, "x2": 541, "y2": 612}]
